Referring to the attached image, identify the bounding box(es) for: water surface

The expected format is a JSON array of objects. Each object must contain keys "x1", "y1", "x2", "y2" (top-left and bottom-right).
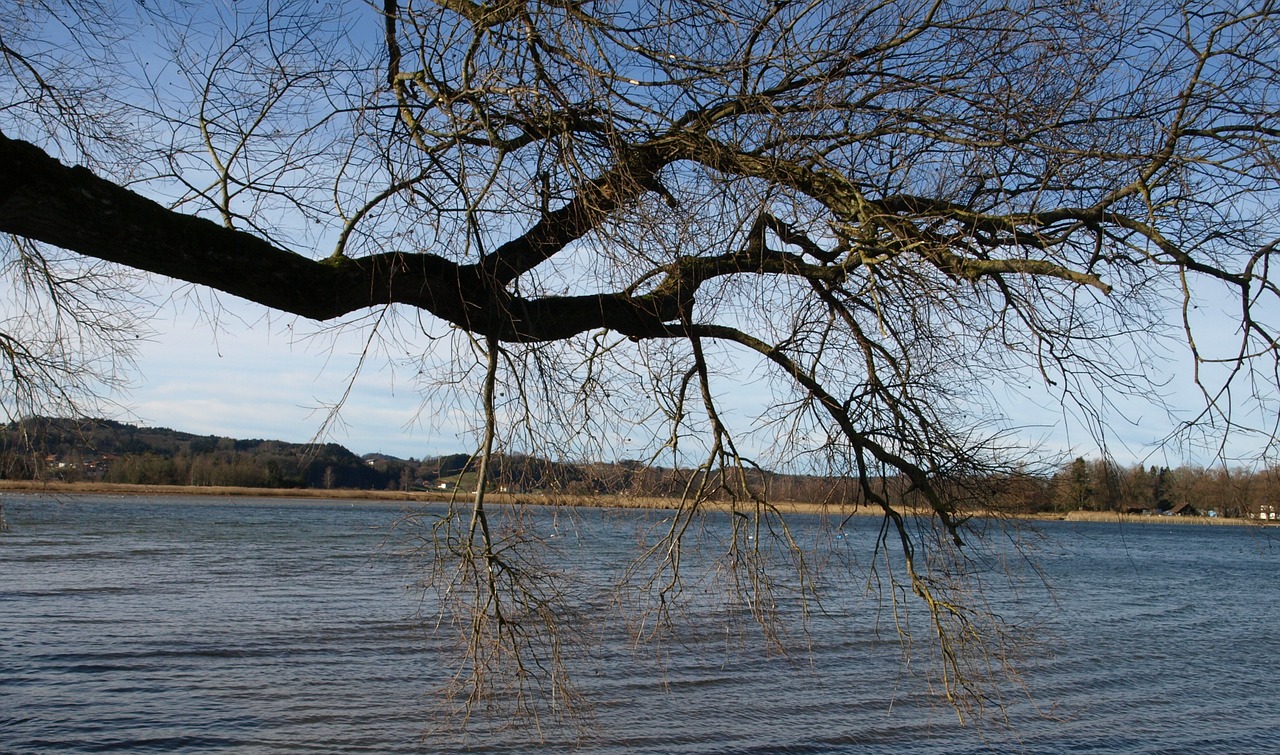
[{"x1": 2, "y1": 495, "x2": 1278, "y2": 753}]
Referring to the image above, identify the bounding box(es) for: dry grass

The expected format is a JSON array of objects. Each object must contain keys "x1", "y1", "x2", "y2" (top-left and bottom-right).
[
  {"x1": 0, "y1": 481, "x2": 885, "y2": 516},
  {"x1": 1060, "y1": 509, "x2": 1255, "y2": 526},
  {"x1": 0, "y1": 480, "x2": 446, "y2": 503},
  {"x1": 0, "y1": 480, "x2": 1262, "y2": 527}
]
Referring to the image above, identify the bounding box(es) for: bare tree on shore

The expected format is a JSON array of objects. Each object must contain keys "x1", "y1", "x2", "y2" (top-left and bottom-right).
[{"x1": 1, "y1": 0, "x2": 1277, "y2": 733}]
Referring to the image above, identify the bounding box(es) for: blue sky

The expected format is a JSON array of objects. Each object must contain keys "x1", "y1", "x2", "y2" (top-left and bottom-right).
[
  {"x1": 120, "y1": 291, "x2": 455, "y2": 460},
  {"x1": 14, "y1": 0, "x2": 1270, "y2": 470},
  {"x1": 111, "y1": 281, "x2": 1241, "y2": 468}
]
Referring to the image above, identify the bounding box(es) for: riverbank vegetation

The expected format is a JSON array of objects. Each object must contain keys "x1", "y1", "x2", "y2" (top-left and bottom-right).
[{"x1": 6, "y1": 418, "x2": 1276, "y2": 520}]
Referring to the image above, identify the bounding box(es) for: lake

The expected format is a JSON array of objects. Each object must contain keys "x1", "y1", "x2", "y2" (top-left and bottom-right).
[{"x1": 2, "y1": 494, "x2": 1278, "y2": 753}]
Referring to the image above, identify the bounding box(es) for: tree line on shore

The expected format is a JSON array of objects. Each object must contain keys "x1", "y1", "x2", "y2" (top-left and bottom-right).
[{"x1": 3, "y1": 418, "x2": 1276, "y2": 518}]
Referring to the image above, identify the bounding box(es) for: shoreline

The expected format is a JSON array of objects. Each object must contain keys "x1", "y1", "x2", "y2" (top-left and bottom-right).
[
  {"x1": 0, "y1": 480, "x2": 875, "y2": 516},
  {"x1": 0, "y1": 480, "x2": 1263, "y2": 526},
  {"x1": 1059, "y1": 509, "x2": 1258, "y2": 526}
]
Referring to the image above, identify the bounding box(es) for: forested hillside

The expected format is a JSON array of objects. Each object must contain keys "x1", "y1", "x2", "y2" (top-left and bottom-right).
[
  {"x1": 0, "y1": 418, "x2": 606, "y2": 493},
  {"x1": 0, "y1": 418, "x2": 387, "y2": 489}
]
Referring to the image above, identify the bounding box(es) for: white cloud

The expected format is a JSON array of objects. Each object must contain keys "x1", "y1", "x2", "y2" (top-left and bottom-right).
[
  {"x1": 108, "y1": 284, "x2": 1267, "y2": 469},
  {"x1": 114, "y1": 294, "x2": 471, "y2": 459}
]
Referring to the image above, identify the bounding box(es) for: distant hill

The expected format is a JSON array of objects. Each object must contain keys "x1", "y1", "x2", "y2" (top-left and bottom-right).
[
  {"x1": 0, "y1": 418, "x2": 1268, "y2": 518},
  {"x1": 0, "y1": 417, "x2": 901, "y2": 506},
  {"x1": 0, "y1": 417, "x2": 629, "y2": 495},
  {"x1": 0, "y1": 417, "x2": 389, "y2": 490}
]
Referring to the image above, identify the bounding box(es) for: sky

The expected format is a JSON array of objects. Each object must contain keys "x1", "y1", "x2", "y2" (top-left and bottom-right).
[
  {"x1": 118, "y1": 289, "x2": 460, "y2": 460},
  {"x1": 109, "y1": 280, "x2": 1246, "y2": 468},
  {"x1": 14, "y1": 0, "x2": 1276, "y2": 470}
]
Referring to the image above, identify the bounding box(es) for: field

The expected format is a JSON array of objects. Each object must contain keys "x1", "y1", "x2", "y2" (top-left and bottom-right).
[{"x1": 0, "y1": 480, "x2": 1259, "y2": 526}]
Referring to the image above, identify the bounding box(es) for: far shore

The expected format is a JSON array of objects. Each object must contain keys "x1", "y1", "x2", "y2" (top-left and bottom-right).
[
  {"x1": 0, "y1": 480, "x2": 1264, "y2": 526},
  {"x1": 0, "y1": 480, "x2": 870, "y2": 516}
]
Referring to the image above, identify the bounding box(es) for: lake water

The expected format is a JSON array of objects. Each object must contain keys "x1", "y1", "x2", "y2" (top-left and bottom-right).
[{"x1": 2, "y1": 494, "x2": 1279, "y2": 753}]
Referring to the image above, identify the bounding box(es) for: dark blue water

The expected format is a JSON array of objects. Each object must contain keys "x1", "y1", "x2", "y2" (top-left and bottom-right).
[{"x1": 2, "y1": 495, "x2": 1279, "y2": 753}]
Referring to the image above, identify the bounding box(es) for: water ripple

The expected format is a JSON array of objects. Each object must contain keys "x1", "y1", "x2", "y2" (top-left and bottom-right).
[{"x1": 3, "y1": 498, "x2": 1279, "y2": 753}]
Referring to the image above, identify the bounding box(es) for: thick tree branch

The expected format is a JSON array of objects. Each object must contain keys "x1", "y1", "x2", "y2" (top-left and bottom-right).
[{"x1": 0, "y1": 132, "x2": 686, "y2": 342}]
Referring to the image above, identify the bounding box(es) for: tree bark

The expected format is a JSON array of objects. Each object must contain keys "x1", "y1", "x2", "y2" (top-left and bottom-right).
[{"x1": 0, "y1": 132, "x2": 681, "y2": 342}]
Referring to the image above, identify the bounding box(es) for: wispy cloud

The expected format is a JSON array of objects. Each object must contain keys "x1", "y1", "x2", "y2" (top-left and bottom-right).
[{"x1": 116, "y1": 297, "x2": 469, "y2": 459}]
